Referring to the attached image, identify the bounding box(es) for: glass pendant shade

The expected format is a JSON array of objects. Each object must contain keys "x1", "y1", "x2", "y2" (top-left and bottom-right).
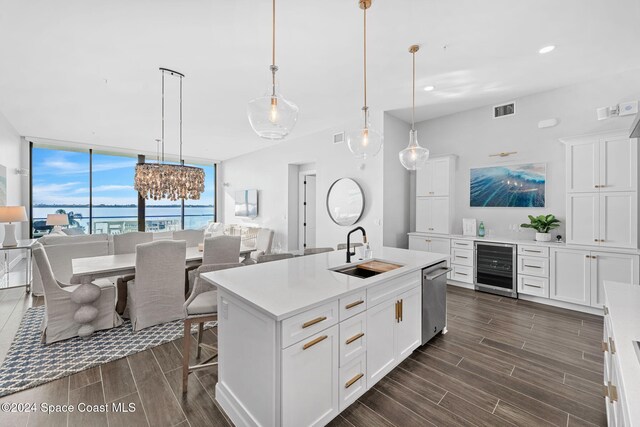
[
  {"x1": 347, "y1": 109, "x2": 383, "y2": 160},
  {"x1": 399, "y1": 129, "x2": 429, "y2": 170},
  {"x1": 247, "y1": 87, "x2": 299, "y2": 140}
]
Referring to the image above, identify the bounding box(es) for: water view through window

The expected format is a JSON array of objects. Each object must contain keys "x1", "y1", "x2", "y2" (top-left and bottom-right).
[{"x1": 31, "y1": 146, "x2": 215, "y2": 237}]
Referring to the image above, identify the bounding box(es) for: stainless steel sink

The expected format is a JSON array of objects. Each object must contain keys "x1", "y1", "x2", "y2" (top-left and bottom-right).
[{"x1": 331, "y1": 260, "x2": 403, "y2": 279}]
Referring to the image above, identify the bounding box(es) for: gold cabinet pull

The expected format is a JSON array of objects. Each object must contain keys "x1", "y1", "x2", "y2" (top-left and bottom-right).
[
  {"x1": 345, "y1": 300, "x2": 364, "y2": 310},
  {"x1": 303, "y1": 335, "x2": 328, "y2": 350},
  {"x1": 603, "y1": 385, "x2": 609, "y2": 398},
  {"x1": 601, "y1": 341, "x2": 609, "y2": 352},
  {"x1": 345, "y1": 373, "x2": 364, "y2": 389},
  {"x1": 608, "y1": 383, "x2": 618, "y2": 403},
  {"x1": 609, "y1": 337, "x2": 616, "y2": 354},
  {"x1": 395, "y1": 301, "x2": 400, "y2": 323},
  {"x1": 399, "y1": 299, "x2": 403, "y2": 322},
  {"x1": 346, "y1": 332, "x2": 365, "y2": 345},
  {"x1": 604, "y1": 306, "x2": 609, "y2": 315},
  {"x1": 302, "y1": 316, "x2": 327, "y2": 329}
]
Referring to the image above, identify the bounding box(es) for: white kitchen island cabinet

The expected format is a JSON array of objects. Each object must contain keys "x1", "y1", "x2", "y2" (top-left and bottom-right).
[{"x1": 202, "y1": 247, "x2": 448, "y2": 427}]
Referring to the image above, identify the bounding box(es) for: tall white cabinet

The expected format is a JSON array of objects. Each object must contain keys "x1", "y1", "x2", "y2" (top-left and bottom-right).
[
  {"x1": 563, "y1": 131, "x2": 638, "y2": 249},
  {"x1": 415, "y1": 155, "x2": 455, "y2": 234}
]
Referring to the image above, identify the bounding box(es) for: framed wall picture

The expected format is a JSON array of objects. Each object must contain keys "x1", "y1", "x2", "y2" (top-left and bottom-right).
[
  {"x1": 470, "y1": 163, "x2": 546, "y2": 208},
  {"x1": 0, "y1": 164, "x2": 6, "y2": 205}
]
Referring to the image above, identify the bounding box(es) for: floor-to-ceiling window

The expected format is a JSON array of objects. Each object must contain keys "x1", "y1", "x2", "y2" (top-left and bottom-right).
[
  {"x1": 30, "y1": 144, "x2": 216, "y2": 237},
  {"x1": 31, "y1": 146, "x2": 90, "y2": 237}
]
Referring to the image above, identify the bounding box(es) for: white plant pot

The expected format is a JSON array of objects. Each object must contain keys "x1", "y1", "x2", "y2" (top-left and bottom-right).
[{"x1": 535, "y1": 232, "x2": 551, "y2": 242}]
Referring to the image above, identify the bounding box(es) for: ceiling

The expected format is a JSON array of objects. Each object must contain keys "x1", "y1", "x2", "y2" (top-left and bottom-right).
[{"x1": 0, "y1": 0, "x2": 639, "y2": 160}]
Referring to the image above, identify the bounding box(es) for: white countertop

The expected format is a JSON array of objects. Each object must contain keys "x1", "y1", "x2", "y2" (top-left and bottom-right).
[
  {"x1": 202, "y1": 246, "x2": 448, "y2": 320},
  {"x1": 604, "y1": 281, "x2": 640, "y2": 424},
  {"x1": 409, "y1": 232, "x2": 640, "y2": 254}
]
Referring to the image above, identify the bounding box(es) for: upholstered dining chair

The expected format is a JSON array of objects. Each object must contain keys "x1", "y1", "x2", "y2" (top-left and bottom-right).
[
  {"x1": 187, "y1": 235, "x2": 241, "y2": 294},
  {"x1": 182, "y1": 262, "x2": 243, "y2": 393},
  {"x1": 304, "y1": 247, "x2": 335, "y2": 255},
  {"x1": 337, "y1": 242, "x2": 364, "y2": 250},
  {"x1": 249, "y1": 229, "x2": 274, "y2": 262},
  {"x1": 112, "y1": 231, "x2": 153, "y2": 254},
  {"x1": 119, "y1": 240, "x2": 186, "y2": 331},
  {"x1": 256, "y1": 253, "x2": 294, "y2": 263},
  {"x1": 173, "y1": 229, "x2": 205, "y2": 247},
  {"x1": 32, "y1": 247, "x2": 122, "y2": 344}
]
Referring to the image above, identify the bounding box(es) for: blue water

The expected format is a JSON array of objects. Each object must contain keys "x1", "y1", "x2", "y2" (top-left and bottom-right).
[{"x1": 470, "y1": 167, "x2": 545, "y2": 207}]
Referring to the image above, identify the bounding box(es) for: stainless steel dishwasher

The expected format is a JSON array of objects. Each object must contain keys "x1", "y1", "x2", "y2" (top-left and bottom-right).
[{"x1": 422, "y1": 261, "x2": 451, "y2": 345}]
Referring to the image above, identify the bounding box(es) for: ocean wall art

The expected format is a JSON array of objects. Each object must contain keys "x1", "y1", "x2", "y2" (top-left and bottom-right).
[{"x1": 470, "y1": 163, "x2": 546, "y2": 208}]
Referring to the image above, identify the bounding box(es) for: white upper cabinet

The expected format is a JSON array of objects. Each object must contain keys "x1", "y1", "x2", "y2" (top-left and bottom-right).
[
  {"x1": 416, "y1": 156, "x2": 453, "y2": 197},
  {"x1": 599, "y1": 192, "x2": 637, "y2": 248},
  {"x1": 415, "y1": 197, "x2": 450, "y2": 234},
  {"x1": 566, "y1": 141, "x2": 599, "y2": 193},
  {"x1": 566, "y1": 193, "x2": 599, "y2": 245},
  {"x1": 599, "y1": 135, "x2": 637, "y2": 192}
]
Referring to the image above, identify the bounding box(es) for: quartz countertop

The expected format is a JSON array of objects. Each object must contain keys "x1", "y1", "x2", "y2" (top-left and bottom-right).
[
  {"x1": 201, "y1": 246, "x2": 448, "y2": 320},
  {"x1": 604, "y1": 281, "x2": 640, "y2": 424}
]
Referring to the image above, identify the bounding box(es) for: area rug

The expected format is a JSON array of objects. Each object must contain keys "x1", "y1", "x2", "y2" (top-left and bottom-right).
[{"x1": 0, "y1": 306, "x2": 214, "y2": 397}]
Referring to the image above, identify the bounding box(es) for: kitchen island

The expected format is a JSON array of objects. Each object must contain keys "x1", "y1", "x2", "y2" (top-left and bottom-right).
[{"x1": 201, "y1": 246, "x2": 448, "y2": 427}]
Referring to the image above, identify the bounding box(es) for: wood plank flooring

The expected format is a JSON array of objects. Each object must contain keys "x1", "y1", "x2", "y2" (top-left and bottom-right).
[{"x1": 0, "y1": 285, "x2": 605, "y2": 426}]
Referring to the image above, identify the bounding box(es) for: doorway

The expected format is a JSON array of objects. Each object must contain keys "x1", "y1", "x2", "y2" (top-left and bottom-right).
[{"x1": 299, "y1": 172, "x2": 316, "y2": 250}]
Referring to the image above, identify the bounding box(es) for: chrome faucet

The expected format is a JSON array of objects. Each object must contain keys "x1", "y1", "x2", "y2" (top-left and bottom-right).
[{"x1": 346, "y1": 227, "x2": 367, "y2": 263}]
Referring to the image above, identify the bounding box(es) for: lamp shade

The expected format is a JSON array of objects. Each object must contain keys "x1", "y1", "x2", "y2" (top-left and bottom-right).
[
  {"x1": 46, "y1": 213, "x2": 69, "y2": 226},
  {"x1": 0, "y1": 206, "x2": 28, "y2": 223}
]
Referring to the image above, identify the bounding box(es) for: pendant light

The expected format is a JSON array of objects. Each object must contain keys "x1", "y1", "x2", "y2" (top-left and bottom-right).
[
  {"x1": 247, "y1": 0, "x2": 298, "y2": 140},
  {"x1": 399, "y1": 45, "x2": 429, "y2": 170},
  {"x1": 134, "y1": 68, "x2": 205, "y2": 201},
  {"x1": 346, "y1": 0, "x2": 383, "y2": 160}
]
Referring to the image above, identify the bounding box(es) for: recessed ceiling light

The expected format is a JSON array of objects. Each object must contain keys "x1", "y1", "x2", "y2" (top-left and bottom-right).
[
  {"x1": 538, "y1": 45, "x2": 555, "y2": 54},
  {"x1": 424, "y1": 85, "x2": 435, "y2": 92}
]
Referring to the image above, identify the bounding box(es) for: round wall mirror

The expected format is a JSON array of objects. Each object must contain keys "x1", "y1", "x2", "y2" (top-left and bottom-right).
[{"x1": 326, "y1": 178, "x2": 365, "y2": 226}]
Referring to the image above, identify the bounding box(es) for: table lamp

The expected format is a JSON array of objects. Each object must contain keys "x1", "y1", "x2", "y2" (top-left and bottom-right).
[
  {"x1": 46, "y1": 214, "x2": 69, "y2": 233},
  {"x1": 0, "y1": 206, "x2": 28, "y2": 247}
]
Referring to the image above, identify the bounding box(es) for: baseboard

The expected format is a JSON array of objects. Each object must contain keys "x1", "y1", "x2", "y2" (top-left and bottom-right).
[
  {"x1": 0, "y1": 252, "x2": 26, "y2": 276},
  {"x1": 446, "y1": 280, "x2": 474, "y2": 290},
  {"x1": 518, "y1": 294, "x2": 603, "y2": 316}
]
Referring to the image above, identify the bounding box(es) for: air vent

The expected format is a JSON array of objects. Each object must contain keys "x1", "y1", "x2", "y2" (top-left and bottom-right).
[
  {"x1": 333, "y1": 132, "x2": 345, "y2": 144},
  {"x1": 493, "y1": 102, "x2": 516, "y2": 119}
]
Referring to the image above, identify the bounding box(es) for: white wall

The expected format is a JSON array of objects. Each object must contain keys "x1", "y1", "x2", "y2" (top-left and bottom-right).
[
  {"x1": 220, "y1": 117, "x2": 384, "y2": 251},
  {"x1": 413, "y1": 69, "x2": 640, "y2": 239},
  {"x1": 0, "y1": 111, "x2": 25, "y2": 271},
  {"x1": 382, "y1": 113, "x2": 411, "y2": 248}
]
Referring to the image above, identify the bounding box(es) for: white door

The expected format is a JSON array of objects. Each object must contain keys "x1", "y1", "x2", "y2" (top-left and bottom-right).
[
  {"x1": 590, "y1": 252, "x2": 640, "y2": 308},
  {"x1": 566, "y1": 141, "x2": 599, "y2": 193},
  {"x1": 281, "y1": 325, "x2": 339, "y2": 427},
  {"x1": 431, "y1": 158, "x2": 450, "y2": 196},
  {"x1": 430, "y1": 197, "x2": 450, "y2": 234},
  {"x1": 415, "y1": 163, "x2": 434, "y2": 197},
  {"x1": 408, "y1": 236, "x2": 430, "y2": 252},
  {"x1": 395, "y1": 286, "x2": 422, "y2": 360},
  {"x1": 415, "y1": 198, "x2": 431, "y2": 233},
  {"x1": 550, "y1": 248, "x2": 591, "y2": 306},
  {"x1": 599, "y1": 137, "x2": 637, "y2": 192},
  {"x1": 300, "y1": 175, "x2": 317, "y2": 250},
  {"x1": 366, "y1": 297, "x2": 397, "y2": 387},
  {"x1": 566, "y1": 193, "x2": 599, "y2": 245},
  {"x1": 599, "y1": 192, "x2": 637, "y2": 249},
  {"x1": 429, "y1": 237, "x2": 451, "y2": 255}
]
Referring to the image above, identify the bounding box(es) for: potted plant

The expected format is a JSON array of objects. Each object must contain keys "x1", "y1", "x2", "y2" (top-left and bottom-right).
[{"x1": 520, "y1": 214, "x2": 560, "y2": 242}]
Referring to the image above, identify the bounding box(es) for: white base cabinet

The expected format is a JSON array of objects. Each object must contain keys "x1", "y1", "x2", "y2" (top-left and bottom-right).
[{"x1": 550, "y1": 248, "x2": 639, "y2": 308}]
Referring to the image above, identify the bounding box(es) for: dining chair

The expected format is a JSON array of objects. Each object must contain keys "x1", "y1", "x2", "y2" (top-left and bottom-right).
[
  {"x1": 120, "y1": 240, "x2": 186, "y2": 331},
  {"x1": 187, "y1": 236, "x2": 241, "y2": 294},
  {"x1": 304, "y1": 247, "x2": 335, "y2": 255},
  {"x1": 113, "y1": 231, "x2": 153, "y2": 254},
  {"x1": 173, "y1": 229, "x2": 205, "y2": 247},
  {"x1": 182, "y1": 262, "x2": 243, "y2": 392},
  {"x1": 337, "y1": 242, "x2": 364, "y2": 250},
  {"x1": 249, "y1": 229, "x2": 274, "y2": 262},
  {"x1": 32, "y1": 247, "x2": 122, "y2": 344},
  {"x1": 256, "y1": 253, "x2": 294, "y2": 263}
]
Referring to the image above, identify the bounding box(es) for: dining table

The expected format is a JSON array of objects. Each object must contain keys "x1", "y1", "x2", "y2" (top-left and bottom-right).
[{"x1": 70, "y1": 245, "x2": 256, "y2": 286}]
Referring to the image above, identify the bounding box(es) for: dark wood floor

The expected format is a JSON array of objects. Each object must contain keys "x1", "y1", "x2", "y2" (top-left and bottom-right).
[{"x1": 0, "y1": 285, "x2": 605, "y2": 427}]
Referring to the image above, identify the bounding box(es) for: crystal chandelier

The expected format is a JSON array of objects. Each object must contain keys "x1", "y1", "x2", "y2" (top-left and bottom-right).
[
  {"x1": 247, "y1": 0, "x2": 298, "y2": 140},
  {"x1": 399, "y1": 45, "x2": 429, "y2": 170},
  {"x1": 346, "y1": 0, "x2": 383, "y2": 160},
  {"x1": 134, "y1": 68, "x2": 205, "y2": 201}
]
